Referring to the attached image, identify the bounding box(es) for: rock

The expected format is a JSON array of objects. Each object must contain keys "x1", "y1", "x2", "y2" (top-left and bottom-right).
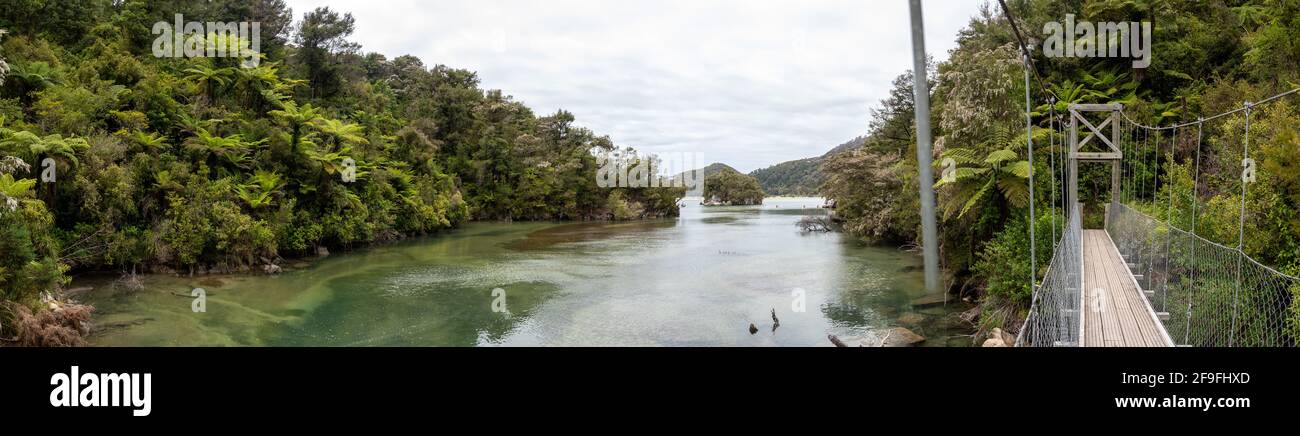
[
  {"x1": 263, "y1": 264, "x2": 283, "y2": 274},
  {"x1": 992, "y1": 327, "x2": 1017, "y2": 346},
  {"x1": 316, "y1": 246, "x2": 330, "y2": 257},
  {"x1": 910, "y1": 293, "x2": 948, "y2": 308},
  {"x1": 878, "y1": 327, "x2": 926, "y2": 347},
  {"x1": 982, "y1": 338, "x2": 1007, "y2": 347},
  {"x1": 898, "y1": 312, "x2": 926, "y2": 325},
  {"x1": 993, "y1": 329, "x2": 1013, "y2": 346},
  {"x1": 748, "y1": 323, "x2": 758, "y2": 335},
  {"x1": 64, "y1": 286, "x2": 94, "y2": 297}
]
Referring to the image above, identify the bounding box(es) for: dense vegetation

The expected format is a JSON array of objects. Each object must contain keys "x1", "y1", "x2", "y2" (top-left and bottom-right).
[
  {"x1": 0, "y1": 0, "x2": 681, "y2": 344},
  {"x1": 820, "y1": 0, "x2": 1300, "y2": 334},
  {"x1": 748, "y1": 136, "x2": 865, "y2": 196},
  {"x1": 702, "y1": 165, "x2": 764, "y2": 206}
]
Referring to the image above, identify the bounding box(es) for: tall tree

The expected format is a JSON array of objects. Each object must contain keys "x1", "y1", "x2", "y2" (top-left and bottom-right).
[{"x1": 293, "y1": 7, "x2": 358, "y2": 98}]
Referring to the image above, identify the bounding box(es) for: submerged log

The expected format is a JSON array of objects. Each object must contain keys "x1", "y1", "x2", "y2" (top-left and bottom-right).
[{"x1": 910, "y1": 293, "x2": 948, "y2": 308}]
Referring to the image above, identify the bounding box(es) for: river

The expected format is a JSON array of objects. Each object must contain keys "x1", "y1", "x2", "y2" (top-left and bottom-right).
[{"x1": 79, "y1": 197, "x2": 972, "y2": 346}]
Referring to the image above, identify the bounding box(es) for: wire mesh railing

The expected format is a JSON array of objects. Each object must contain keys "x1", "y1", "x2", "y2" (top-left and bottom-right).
[
  {"x1": 1016, "y1": 203, "x2": 1082, "y2": 347},
  {"x1": 1107, "y1": 203, "x2": 1299, "y2": 347}
]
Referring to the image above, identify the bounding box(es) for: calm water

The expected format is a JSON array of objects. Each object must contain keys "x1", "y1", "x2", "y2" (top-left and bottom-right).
[{"x1": 80, "y1": 197, "x2": 971, "y2": 346}]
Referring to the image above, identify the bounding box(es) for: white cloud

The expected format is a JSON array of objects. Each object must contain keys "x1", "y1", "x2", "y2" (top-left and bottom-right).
[{"x1": 283, "y1": 0, "x2": 986, "y2": 172}]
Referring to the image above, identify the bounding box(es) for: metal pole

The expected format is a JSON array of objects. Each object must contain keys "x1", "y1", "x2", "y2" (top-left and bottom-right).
[
  {"x1": 908, "y1": 0, "x2": 940, "y2": 294},
  {"x1": 1024, "y1": 55, "x2": 1037, "y2": 287}
]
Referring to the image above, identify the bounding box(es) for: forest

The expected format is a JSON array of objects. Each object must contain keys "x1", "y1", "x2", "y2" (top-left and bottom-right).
[
  {"x1": 4, "y1": 0, "x2": 1299, "y2": 346},
  {"x1": 820, "y1": 0, "x2": 1300, "y2": 336},
  {"x1": 703, "y1": 166, "x2": 765, "y2": 206},
  {"x1": 0, "y1": 0, "x2": 683, "y2": 345}
]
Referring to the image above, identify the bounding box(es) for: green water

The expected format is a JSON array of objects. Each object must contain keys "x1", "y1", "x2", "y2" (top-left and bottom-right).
[{"x1": 79, "y1": 197, "x2": 971, "y2": 346}]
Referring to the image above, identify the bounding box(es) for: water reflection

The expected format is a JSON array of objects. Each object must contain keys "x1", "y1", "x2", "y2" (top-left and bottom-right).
[{"x1": 80, "y1": 197, "x2": 971, "y2": 346}]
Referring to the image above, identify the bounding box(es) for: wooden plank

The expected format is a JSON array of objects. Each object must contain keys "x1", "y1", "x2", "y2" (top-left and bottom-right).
[
  {"x1": 1097, "y1": 233, "x2": 1127, "y2": 344},
  {"x1": 1097, "y1": 229, "x2": 1168, "y2": 346},
  {"x1": 1107, "y1": 233, "x2": 1150, "y2": 346},
  {"x1": 1104, "y1": 239, "x2": 1149, "y2": 346},
  {"x1": 1074, "y1": 113, "x2": 1116, "y2": 150},
  {"x1": 1084, "y1": 231, "x2": 1121, "y2": 346},
  {"x1": 1073, "y1": 151, "x2": 1121, "y2": 161},
  {"x1": 1069, "y1": 103, "x2": 1124, "y2": 111},
  {"x1": 1095, "y1": 231, "x2": 1140, "y2": 346},
  {"x1": 1080, "y1": 230, "x2": 1172, "y2": 347},
  {"x1": 1087, "y1": 232, "x2": 1105, "y2": 344}
]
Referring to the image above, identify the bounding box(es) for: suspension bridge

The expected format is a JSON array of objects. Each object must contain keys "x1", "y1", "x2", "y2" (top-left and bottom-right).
[
  {"x1": 991, "y1": 1, "x2": 1300, "y2": 348},
  {"x1": 1012, "y1": 92, "x2": 1300, "y2": 347},
  {"x1": 898, "y1": 1, "x2": 1300, "y2": 347}
]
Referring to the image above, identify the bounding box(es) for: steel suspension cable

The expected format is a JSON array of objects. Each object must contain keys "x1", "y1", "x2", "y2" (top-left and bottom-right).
[
  {"x1": 1141, "y1": 128, "x2": 1149, "y2": 200},
  {"x1": 1162, "y1": 125, "x2": 1178, "y2": 313},
  {"x1": 1119, "y1": 87, "x2": 1300, "y2": 131},
  {"x1": 1187, "y1": 120, "x2": 1204, "y2": 345},
  {"x1": 1231, "y1": 103, "x2": 1253, "y2": 346},
  {"x1": 1049, "y1": 101, "x2": 1057, "y2": 248},
  {"x1": 1151, "y1": 129, "x2": 1159, "y2": 203},
  {"x1": 1024, "y1": 55, "x2": 1037, "y2": 288}
]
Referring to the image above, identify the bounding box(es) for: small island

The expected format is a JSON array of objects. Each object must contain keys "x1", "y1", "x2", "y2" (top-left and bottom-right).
[{"x1": 701, "y1": 164, "x2": 764, "y2": 206}]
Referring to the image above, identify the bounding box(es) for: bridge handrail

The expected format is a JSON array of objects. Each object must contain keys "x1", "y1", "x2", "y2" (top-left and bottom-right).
[
  {"x1": 1016, "y1": 202, "x2": 1082, "y2": 347},
  {"x1": 1107, "y1": 202, "x2": 1300, "y2": 346},
  {"x1": 1112, "y1": 202, "x2": 1300, "y2": 282}
]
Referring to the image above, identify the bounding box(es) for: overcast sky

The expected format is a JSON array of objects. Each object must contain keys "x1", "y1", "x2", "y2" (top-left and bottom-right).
[{"x1": 283, "y1": 0, "x2": 987, "y2": 173}]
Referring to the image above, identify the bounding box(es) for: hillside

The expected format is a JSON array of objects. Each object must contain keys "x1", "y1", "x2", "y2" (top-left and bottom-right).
[
  {"x1": 748, "y1": 136, "x2": 866, "y2": 196},
  {"x1": 673, "y1": 162, "x2": 739, "y2": 185}
]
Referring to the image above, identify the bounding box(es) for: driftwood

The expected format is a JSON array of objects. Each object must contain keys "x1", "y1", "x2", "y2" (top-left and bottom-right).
[
  {"x1": 876, "y1": 329, "x2": 895, "y2": 347},
  {"x1": 828, "y1": 334, "x2": 849, "y2": 347},
  {"x1": 796, "y1": 216, "x2": 834, "y2": 232}
]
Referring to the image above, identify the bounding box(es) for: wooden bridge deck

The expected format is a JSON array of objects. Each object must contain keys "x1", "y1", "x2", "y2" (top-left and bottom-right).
[{"x1": 1081, "y1": 230, "x2": 1173, "y2": 347}]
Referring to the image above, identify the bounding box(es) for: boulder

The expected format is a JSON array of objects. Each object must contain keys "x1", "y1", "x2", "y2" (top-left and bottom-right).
[
  {"x1": 995, "y1": 327, "x2": 1017, "y2": 346},
  {"x1": 897, "y1": 312, "x2": 926, "y2": 325},
  {"x1": 982, "y1": 337, "x2": 1007, "y2": 347},
  {"x1": 879, "y1": 327, "x2": 926, "y2": 347}
]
